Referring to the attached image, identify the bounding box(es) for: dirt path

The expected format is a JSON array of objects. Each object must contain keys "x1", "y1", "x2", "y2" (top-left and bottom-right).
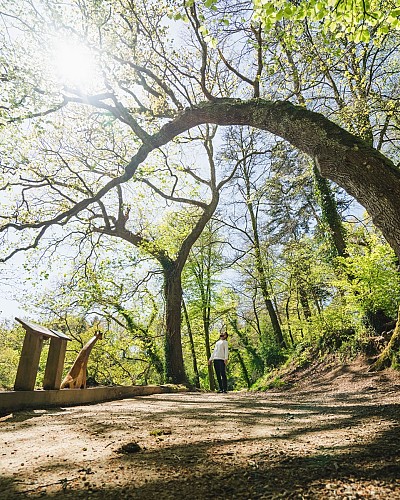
[{"x1": 1, "y1": 359, "x2": 400, "y2": 499}]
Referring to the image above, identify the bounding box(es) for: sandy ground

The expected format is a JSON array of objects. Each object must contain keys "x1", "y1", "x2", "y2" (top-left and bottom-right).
[{"x1": 1, "y1": 358, "x2": 400, "y2": 499}]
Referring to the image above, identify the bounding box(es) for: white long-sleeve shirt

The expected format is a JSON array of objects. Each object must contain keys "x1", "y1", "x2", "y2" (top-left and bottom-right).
[{"x1": 209, "y1": 339, "x2": 229, "y2": 361}]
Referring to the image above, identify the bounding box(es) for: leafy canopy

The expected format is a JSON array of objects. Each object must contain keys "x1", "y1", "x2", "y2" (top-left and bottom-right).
[{"x1": 253, "y1": 0, "x2": 400, "y2": 43}]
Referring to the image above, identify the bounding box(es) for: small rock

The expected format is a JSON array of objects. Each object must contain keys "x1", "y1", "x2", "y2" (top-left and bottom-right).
[{"x1": 116, "y1": 442, "x2": 142, "y2": 454}]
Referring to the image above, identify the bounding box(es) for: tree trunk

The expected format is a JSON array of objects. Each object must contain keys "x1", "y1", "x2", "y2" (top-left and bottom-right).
[
  {"x1": 285, "y1": 296, "x2": 295, "y2": 346},
  {"x1": 229, "y1": 317, "x2": 264, "y2": 376},
  {"x1": 205, "y1": 337, "x2": 216, "y2": 391},
  {"x1": 201, "y1": 266, "x2": 216, "y2": 391},
  {"x1": 298, "y1": 286, "x2": 312, "y2": 321},
  {"x1": 369, "y1": 306, "x2": 400, "y2": 372},
  {"x1": 164, "y1": 266, "x2": 187, "y2": 384},
  {"x1": 231, "y1": 347, "x2": 251, "y2": 389},
  {"x1": 182, "y1": 298, "x2": 200, "y2": 388},
  {"x1": 313, "y1": 164, "x2": 348, "y2": 258},
  {"x1": 244, "y1": 171, "x2": 286, "y2": 348}
]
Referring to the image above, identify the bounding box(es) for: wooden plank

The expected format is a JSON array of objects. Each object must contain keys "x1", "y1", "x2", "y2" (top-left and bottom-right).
[
  {"x1": 15, "y1": 317, "x2": 71, "y2": 340},
  {"x1": 43, "y1": 338, "x2": 68, "y2": 390},
  {"x1": 0, "y1": 385, "x2": 188, "y2": 414},
  {"x1": 14, "y1": 331, "x2": 43, "y2": 391}
]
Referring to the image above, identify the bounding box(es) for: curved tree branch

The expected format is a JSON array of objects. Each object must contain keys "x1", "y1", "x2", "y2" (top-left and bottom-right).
[{"x1": 2, "y1": 98, "x2": 400, "y2": 261}]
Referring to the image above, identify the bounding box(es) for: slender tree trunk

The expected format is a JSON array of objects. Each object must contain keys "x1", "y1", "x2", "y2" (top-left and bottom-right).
[
  {"x1": 296, "y1": 294, "x2": 304, "y2": 338},
  {"x1": 312, "y1": 291, "x2": 322, "y2": 315},
  {"x1": 244, "y1": 171, "x2": 286, "y2": 348},
  {"x1": 285, "y1": 296, "x2": 295, "y2": 346},
  {"x1": 229, "y1": 317, "x2": 264, "y2": 375},
  {"x1": 182, "y1": 298, "x2": 200, "y2": 388},
  {"x1": 205, "y1": 337, "x2": 215, "y2": 391},
  {"x1": 252, "y1": 293, "x2": 263, "y2": 338},
  {"x1": 201, "y1": 268, "x2": 216, "y2": 391},
  {"x1": 264, "y1": 294, "x2": 285, "y2": 347},
  {"x1": 231, "y1": 347, "x2": 251, "y2": 389}
]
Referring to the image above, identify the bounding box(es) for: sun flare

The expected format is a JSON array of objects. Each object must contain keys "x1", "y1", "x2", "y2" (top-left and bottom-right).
[{"x1": 53, "y1": 40, "x2": 98, "y2": 88}]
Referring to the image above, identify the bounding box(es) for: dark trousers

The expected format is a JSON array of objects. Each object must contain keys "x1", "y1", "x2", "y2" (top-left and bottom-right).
[{"x1": 213, "y1": 359, "x2": 227, "y2": 392}]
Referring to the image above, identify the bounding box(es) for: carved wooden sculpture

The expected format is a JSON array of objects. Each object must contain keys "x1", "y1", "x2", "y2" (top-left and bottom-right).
[{"x1": 61, "y1": 331, "x2": 102, "y2": 389}]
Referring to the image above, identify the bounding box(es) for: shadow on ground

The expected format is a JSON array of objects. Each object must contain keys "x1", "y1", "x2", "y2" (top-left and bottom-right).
[{"x1": 1, "y1": 391, "x2": 400, "y2": 499}]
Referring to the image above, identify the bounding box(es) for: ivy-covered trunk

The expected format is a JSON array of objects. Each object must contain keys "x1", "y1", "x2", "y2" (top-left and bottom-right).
[
  {"x1": 163, "y1": 265, "x2": 187, "y2": 384},
  {"x1": 369, "y1": 306, "x2": 400, "y2": 371},
  {"x1": 313, "y1": 164, "x2": 348, "y2": 258}
]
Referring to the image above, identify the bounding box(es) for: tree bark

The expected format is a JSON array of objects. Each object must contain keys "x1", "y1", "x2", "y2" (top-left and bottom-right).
[
  {"x1": 193, "y1": 243, "x2": 216, "y2": 391},
  {"x1": 163, "y1": 265, "x2": 187, "y2": 384},
  {"x1": 245, "y1": 179, "x2": 286, "y2": 347},
  {"x1": 369, "y1": 305, "x2": 400, "y2": 372},
  {"x1": 298, "y1": 286, "x2": 312, "y2": 322},
  {"x1": 231, "y1": 347, "x2": 251, "y2": 389}
]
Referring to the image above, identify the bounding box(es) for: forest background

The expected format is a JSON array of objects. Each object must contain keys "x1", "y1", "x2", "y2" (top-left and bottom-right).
[{"x1": 1, "y1": 0, "x2": 400, "y2": 392}]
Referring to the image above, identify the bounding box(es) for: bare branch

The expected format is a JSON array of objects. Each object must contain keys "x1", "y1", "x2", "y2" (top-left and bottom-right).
[{"x1": 135, "y1": 177, "x2": 208, "y2": 209}]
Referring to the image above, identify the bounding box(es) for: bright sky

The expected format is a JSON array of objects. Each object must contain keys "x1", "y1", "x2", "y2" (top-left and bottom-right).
[
  {"x1": 0, "y1": 253, "x2": 41, "y2": 322},
  {"x1": 0, "y1": 297, "x2": 24, "y2": 320},
  {"x1": 0, "y1": 267, "x2": 31, "y2": 320}
]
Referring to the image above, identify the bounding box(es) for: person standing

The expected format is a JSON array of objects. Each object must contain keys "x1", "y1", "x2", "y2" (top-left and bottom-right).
[{"x1": 208, "y1": 332, "x2": 229, "y2": 393}]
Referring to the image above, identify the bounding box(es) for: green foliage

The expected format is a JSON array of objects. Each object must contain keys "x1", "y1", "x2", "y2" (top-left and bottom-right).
[
  {"x1": 336, "y1": 228, "x2": 400, "y2": 318},
  {"x1": 1, "y1": 0, "x2": 400, "y2": 393},
  {"x1": 253, "y1": 0, "x2": 400, "y2": 43},
  {"x1": 260, "y1": 342, "x2": 287, "y2": 368},
  {"x1": 251, "y1": 374, "x2": 287, "y2": 391},
  {"x1": 0, "y1": 323, "x2": 25, "y2": 389}
]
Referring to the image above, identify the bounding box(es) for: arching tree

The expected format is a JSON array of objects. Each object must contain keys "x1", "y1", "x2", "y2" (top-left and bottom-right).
[{"x1": 1, "y1": 0, "x2": 400, "y2": 380}]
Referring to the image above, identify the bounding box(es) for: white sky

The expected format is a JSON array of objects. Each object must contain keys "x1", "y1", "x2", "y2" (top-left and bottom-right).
[
  {"x1": 0, "y1": 297, "x2": 24, "y2": 320},
  {"x1": 0, "y1": 251, "x2": 42, "y2": 321}
]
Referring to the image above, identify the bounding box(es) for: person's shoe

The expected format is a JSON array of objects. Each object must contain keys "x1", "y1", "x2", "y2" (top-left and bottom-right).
[
  {"x1": 217, "y1": 390, "x2": 223, "y2": 393},
  {"x1": 223, "y1": 391, "x2": 228, "y2": 393}
]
